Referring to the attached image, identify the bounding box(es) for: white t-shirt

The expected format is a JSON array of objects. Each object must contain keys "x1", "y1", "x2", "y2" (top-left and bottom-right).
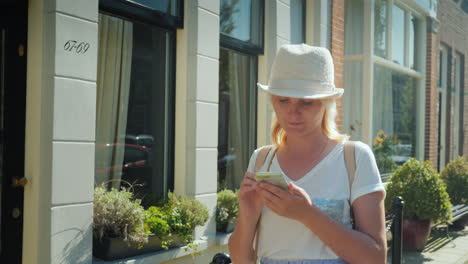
[{"x1": 246, "y1": 140, "x2": 385, "y2": 261}]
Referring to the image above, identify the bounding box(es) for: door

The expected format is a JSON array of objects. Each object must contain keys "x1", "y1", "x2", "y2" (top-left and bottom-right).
[{"x1": 0, "y1": 2, "x2": 27, "y2": 263}]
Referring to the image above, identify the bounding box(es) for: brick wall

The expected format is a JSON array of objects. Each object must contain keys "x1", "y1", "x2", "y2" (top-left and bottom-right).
[
  {"x1": 331, "y1": 0, "x2": 345, "y2": 131},
  {"x1": 425, "y1": 28, "x2": 439, "y2": 167},
  {"x1": 437, "y1": 0, "x2": 468, "y2": 166}
]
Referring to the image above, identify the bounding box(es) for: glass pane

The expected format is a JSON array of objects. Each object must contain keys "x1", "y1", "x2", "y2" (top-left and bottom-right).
[
  {"x1": 373, "y1": 65, "x2": 417, "y2": 174},
  {"x1": 96, "y1": 14, "x2": 174, "y2": 206},
  {"x1": 290, "y1": 0, "x2": 304, "y2": 44},
  {"x1": 374, "y1": 0, "x2": 387, "y2": 58},
  {"x1": 343, "y1": 61, "x2": 364, "y2": 140},
  {"x1": 391, "y1": 5, "x2": 405, "y2": 65},
  {"x1": 218, "y1": 48, "x2": 256, "y2": 190},
  {"x1": 129, "y1": 0, "x2": 179, "y2": 16},
  {"x1": 345, "y1": 0, "x2": 363, "y2": 55},
  {"x1": 220, "y1": 0, "x2": 251, "y2": 41}
]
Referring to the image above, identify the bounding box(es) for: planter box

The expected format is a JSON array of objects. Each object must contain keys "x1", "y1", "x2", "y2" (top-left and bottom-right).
[
  {"x1": 93, "y1": 234, "x2": 185, "y2": 261},
  {"x1": 217, "y1": 222, "x2": 236, "y2": 233}
]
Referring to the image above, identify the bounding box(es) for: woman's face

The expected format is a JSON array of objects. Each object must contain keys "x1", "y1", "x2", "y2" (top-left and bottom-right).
[{"x1": 271, "y1": 95, "x2": 325, "y2": 137}]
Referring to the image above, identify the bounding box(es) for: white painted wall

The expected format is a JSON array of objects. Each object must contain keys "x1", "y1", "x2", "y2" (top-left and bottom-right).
[{"x1": 24, "y1": 0, "x2": 97, "y2": 263}]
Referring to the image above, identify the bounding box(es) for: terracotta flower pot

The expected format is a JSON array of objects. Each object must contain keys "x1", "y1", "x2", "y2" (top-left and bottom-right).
[{"x1": 402, "y1": 219, "x2": 431, "y2": 251}]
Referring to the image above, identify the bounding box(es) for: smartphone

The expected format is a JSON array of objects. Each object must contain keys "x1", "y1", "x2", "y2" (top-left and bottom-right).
[{"x1": 255, "y1": 172, "x2": 289, "y2": 190}]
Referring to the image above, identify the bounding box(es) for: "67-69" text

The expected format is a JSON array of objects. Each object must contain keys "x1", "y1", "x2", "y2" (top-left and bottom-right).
[{"x1": 64, "y1": 40, "x2": 90, "y2": 54}]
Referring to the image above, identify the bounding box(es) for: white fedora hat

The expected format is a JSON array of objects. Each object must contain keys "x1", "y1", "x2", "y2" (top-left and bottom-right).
[{"x1": 257, "y1": 44, "x2": 343, "y2": 99}]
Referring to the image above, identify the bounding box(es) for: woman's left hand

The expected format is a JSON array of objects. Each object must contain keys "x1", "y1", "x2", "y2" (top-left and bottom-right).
[{"x1": 258, "y1": 181, "x2": 314, "y2": 222}]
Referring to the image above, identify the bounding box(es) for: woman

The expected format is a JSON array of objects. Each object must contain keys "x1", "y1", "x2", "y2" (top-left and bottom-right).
[{"x1": 228, "y1": 44, "x2": 387, "y2": 264}]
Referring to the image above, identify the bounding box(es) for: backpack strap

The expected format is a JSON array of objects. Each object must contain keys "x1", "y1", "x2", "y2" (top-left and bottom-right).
[
  {"x1": 253, "y1": 145, "x2": 274, "y2": 263},
  {"x1": 344, "y1": 141, "x2": 356, "y2": 188},
  {"x1": 254, "y1": 145, "x2": 273, "y2": 172}
]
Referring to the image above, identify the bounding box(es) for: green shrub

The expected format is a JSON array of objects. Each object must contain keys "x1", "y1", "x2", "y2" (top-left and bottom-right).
[
  {"x1": 143, "y1": 192, "x2": 209, "y2": 247},
  {"x1": 441, "y1": 156, "x2": 468, "y2": 205},
  {"x1": 385, "y1": 158, "x2": 452, "y2": 223},
  {"x1": 167, "y1": 192, "x2": 209, "y2": 229},
  {"x1": 93, "y1": 186, "x2": 148, "y2": 246},
  {"x1": 144, "y1": 206, "x2": 171, "y2": 236},
  {"x1": 216, "y1": 189, "x2": 239, "y2": 231},
  {"x1": 372, "y1": 130, "x2": 398, "y2": 174}
]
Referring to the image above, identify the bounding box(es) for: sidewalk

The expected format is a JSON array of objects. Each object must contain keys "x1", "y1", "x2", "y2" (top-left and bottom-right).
[{"x1": 388, "y1": 226, "x2": 468, "y2": 264}]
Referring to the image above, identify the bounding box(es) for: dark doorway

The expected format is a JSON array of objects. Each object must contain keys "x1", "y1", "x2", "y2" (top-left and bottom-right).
[{"x1": 0, "y1": 1, "x2": 28, "y2": 263}]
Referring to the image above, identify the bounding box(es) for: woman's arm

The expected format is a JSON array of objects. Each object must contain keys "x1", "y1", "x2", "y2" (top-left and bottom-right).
[
  {"x1": 259, "y1": 183, "x2": 387, "y2": 264},
  {"x1": 228, "y1": 172, "x2": 263, "y2": 264}
]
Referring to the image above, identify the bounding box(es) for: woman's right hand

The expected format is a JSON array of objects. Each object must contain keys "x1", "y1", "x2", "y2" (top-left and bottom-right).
[{"x1": 238, "y1": 172, "x2": 264, "y2": 216}]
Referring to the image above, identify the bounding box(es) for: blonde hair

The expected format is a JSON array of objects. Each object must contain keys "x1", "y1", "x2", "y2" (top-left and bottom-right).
[{"x1": 271, "y1": 98, "x2": 349, "y2": 147}]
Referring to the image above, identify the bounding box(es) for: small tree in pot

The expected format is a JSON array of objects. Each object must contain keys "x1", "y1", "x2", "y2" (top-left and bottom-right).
[
  {"x1": 441, "y1": 156, "x2": 468, "y2": 227},
  {"x1": 385, "y1": 158, "x2": 452, "y2": 251}
]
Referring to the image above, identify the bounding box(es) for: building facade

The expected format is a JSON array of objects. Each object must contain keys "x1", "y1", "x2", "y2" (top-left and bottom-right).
[{"x1": 0, "y1": 0, "x2": 466, "y2": 263}]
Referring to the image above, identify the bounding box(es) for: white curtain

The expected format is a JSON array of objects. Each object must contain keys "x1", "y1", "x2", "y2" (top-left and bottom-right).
[
  {"x1": 343, "y1": 61, "x2": 364, "y2": 140},
  {"x1": 344, "y1": 0, "x2": 364, "y2": 55},
  {"x1": 373, "y1": 65, "x2": 394, "y2": 137},
  {"x1": 95, "y1": 14, "x2": 133, "y2": 189},
  {"x1": 226, "y1": 52, "x2": 251, "y2": 189}
]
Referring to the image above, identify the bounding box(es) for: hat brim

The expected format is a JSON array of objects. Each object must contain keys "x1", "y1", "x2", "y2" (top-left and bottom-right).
[{"x1": 257, "y1": 83, "x2": 343, "y2": 99}]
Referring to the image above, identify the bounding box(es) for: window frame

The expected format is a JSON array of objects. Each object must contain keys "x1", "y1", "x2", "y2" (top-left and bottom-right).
[
  {"x1": 343, "y1": 0, "x2": 426, "y2": 165},
  {"x1": 219, "y1": 0, "x2": 265, "y2": 55},
  {"x1": 95, "y1": 10, "x2": 177, "y2": 198},
  {"x1": 99, "y1": 0, "x2": 184, "y2": 30}
]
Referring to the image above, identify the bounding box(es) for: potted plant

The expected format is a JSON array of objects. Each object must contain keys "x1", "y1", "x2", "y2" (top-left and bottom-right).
[
  {"x1": 441, "y1": 156, "x2": 468, "y2": 227},
  {"x1": 93, "y1": 185, "x2": 149, "y2": 260},
  {"x1": 93, "y1": 187, "x2": 209, "y2": 260},
  {"x1": 216, "y1": 189, "x2": 239, "y2": 233},
  {"x1": 385, "y1": 158, "x2": 452, "y2": 251}
]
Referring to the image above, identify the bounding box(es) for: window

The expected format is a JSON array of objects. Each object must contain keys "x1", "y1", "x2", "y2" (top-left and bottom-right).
[
  {"x1": 218, "y1": 49, "x2": 257, "y2": 189},
  {"x1": 391, "y1": 5, "x2": 405, "y2": 65},
  {"x1": 373, "y1": 65, "x2": 417, "y2": 173},
  {"x1": 290, "y1": 0, "x2": 305, "y2": 44},
  {"x1": 95, "y1": 13, "x2": 175, "y2": 206},
  {"x1": 344, "y1": 0, "x2": 424, "y2": 176},
  {"x1": 218, "y1": 0, "x2": 263, "y2": 190},
  {"x1": 220, "y1": 0, "x2": 264, "y2": 53},
  {"x1": 129, "y1": 0, "x2": 180, "y2": 16},
  {"x1": 374, "y1": 0, "x2": 387, "y2": 58}
]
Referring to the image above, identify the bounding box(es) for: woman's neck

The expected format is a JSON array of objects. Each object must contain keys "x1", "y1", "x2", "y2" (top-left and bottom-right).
[{"x1": 281, "y1": 132, "x2": 330, "y2": 156}]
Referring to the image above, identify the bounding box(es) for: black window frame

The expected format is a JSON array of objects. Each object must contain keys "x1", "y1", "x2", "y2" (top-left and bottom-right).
[
  {"x1": 96, "y1": 4, "x2": 178, "y2": 197},
  {"x1": 99, "y1": 0, "x2": 184, "y2": 30},
  {"x1": 220, "y1": 0, "x2": 265, "y2": 55}
]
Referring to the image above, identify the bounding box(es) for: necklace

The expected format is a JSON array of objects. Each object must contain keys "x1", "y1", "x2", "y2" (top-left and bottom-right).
[{"x1": 308, "y1": 138, "x2": 330, "y2": 165}]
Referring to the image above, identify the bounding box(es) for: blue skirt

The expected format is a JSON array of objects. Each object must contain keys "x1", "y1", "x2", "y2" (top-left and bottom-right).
[{"x1": 261, "y1": 258, "x2": 347, "y2": 264}]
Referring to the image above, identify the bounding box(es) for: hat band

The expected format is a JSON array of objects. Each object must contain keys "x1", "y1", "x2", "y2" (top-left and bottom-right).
[{"x1": 268, "y1": 79, "x2": 337, "y2": 94}]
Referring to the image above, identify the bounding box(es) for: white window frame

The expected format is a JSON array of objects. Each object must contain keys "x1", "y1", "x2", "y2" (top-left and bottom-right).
[{"x1": 346, "y1": 0, "x2": 426, "y2": 160}]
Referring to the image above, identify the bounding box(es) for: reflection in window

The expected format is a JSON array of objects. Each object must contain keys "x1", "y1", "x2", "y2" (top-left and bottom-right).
[
  {"x1": 220, "y1": 0, "x2": 251, "y2": 41},
  {"x1": 373, "y1": 65, "x2": 417, "y2": 173},
  {"x1": 374, "y1": 0, "x2": 387, "y2": 58},
  {"x1": 129, "y1": 0, "x2": 179, "y2": 16},
  {"x1": 345, "y1": 0, "x2": 364, "y2": 55},
  {"x1": 218, "y1": 48, "x2": 256, "y2": 190},
  {"x1": 391, "y1": 5, "x2": 405, "y2": 65},
  {"x1": 95, "y1": 14, "x2": 174, "y2": 206},
  {"x1": 290, "y1": 0, "x2": 305, "y2": 44}
]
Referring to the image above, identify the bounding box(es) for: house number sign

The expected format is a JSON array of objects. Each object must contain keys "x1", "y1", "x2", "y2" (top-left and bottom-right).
[{"x1": 63, "y1": 40, "x2": 90, "y2": 54}]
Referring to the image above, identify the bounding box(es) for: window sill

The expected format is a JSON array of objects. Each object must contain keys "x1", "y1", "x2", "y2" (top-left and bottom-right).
[
  {"x1": 93, "y1": 239, "x2": 208, "y2": 264},
  {"x1": 92, "y1": 233, "x2": 233, "y2": 264}
]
